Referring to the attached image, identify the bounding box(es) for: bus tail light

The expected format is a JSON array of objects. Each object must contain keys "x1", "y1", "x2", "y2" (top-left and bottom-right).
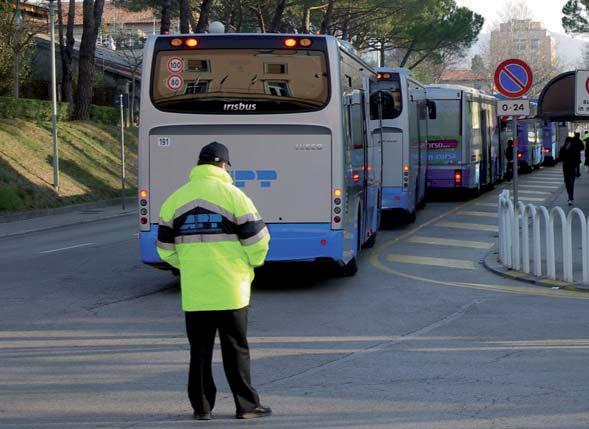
[
  {"x1": 333, "y1": 216, "x2": 341, "y2": 224},
  {"x1": 543, "y1": 148, "x2": 550, "y2": 153},
  {"x1": 454, "y1": 170, "x2": 462, "y2": 186},
  {"x1": 352, "y1": 172, "x2": 360, "y2": 183},
  {"x1": 517, "y1": 153, "x2": 523, "y2": 159},
  {"x1": 139, "y1": 189, "x2": 149, "y2": 227}
]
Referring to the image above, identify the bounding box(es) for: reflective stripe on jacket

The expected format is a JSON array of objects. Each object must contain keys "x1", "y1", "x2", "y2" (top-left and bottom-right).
[{"x1": 157, "y1": 164, "x2": 270, "y2": 311}]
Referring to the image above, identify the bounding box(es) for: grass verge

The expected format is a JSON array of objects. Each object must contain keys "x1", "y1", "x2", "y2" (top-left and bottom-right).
[{"x1": 0, "y1": 119, "x2": 137, "y2": 213}]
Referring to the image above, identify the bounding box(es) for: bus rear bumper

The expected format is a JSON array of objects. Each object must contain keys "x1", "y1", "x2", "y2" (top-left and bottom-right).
[
  {"x1": 382, "y1": 187, "x2": 410, "y2": 211},
  {"x1": 427, "y1": 167, "x2": 473, "y2": 189},
  {"x1": 140, "y1": 223, "x2": 345, "y2": 266},
  {"x1": 266, "y1": 223, "x2": 344, "y2": 262}
]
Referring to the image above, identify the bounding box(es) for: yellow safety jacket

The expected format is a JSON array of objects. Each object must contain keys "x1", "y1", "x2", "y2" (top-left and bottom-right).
[{"x1": 157, "y1": 164, "x2": 270, "y2": 311}]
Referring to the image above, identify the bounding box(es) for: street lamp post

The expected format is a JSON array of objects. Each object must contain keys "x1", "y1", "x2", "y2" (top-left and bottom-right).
[
  {"x1": 49, "y1": 0, "x2": 59, "y2": 193},
  {"x1": 13, "y1": 0, "x2": 22, "y2": 98}
]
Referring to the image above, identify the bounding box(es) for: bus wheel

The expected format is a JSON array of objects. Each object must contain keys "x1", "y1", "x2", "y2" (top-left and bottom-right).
[
  {"x1": 406, "y1": 210, "x2": 416, "y2": 223},
  {"x1": 363, "y1": 231, "x2": 377, "y2": 249},
  {"x1": 338, "y1": 257, "x2": 358, "y2": 277}
]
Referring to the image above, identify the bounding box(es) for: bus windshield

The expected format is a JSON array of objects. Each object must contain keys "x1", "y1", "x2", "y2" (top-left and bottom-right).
[{"x1": 151, "y1": 49, "x2": 329, "y2": 114}]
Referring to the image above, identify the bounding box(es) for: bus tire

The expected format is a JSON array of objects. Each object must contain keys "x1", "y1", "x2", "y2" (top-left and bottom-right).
[
  {"x1": 338, "y1": 257, "x2": 358, "y2": 277},
  {"x1": 363, "y1": 232, "x2": 377, "y2": 249},
  {"x1": 417, "y1": 197, "x2": 426, "y2": 210},
  {"x1": 406, "y1": 210, "x2": 416, "y2": 223}
]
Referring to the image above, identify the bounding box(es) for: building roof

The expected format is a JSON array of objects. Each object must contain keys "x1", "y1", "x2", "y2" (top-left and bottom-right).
[
  {"x1": 35, "y1": 33, "x2": 138, "y2": 80},
  {"x1": 439, "y1": 69, "x2": 486, "y2": 82},
  {"x1": 61, "y1": 1, "x2": 158, "y2": 26}
]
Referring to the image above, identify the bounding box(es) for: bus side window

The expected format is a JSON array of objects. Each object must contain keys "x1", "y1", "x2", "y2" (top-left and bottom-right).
[{"x1": 427, "y1": 101, "x2": 437, "y2": 120}]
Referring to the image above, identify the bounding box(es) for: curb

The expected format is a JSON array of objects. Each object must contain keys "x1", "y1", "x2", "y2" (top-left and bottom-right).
[
  {"x1": 0, "y1": 209, "x2": 137, "y2": 240},
  {"x1": 0, "y1": 197, "x2": 136, "y2": 224},
  {"x1": 482, "y1": 247, "x2": 589, "y2": 293}
]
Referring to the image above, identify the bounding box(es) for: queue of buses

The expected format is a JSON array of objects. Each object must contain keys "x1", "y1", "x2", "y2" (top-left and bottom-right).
[{"x1": 137, "y1": 34, "x2": 572, "y2": 276}]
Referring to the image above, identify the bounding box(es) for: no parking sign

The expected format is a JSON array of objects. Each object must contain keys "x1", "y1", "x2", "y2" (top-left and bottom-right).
[{"x1": 494, "y1": 59, "x2": 533, "y2": 98}]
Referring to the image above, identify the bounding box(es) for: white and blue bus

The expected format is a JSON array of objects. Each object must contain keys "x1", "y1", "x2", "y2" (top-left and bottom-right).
[
  {"x1": 368, "y1": 68, "x2": 427, "y2": 222},
  {"x1": 425, "y1": 85, "x2": 499, "y2": 193},
  {"x1": 138, "y1": 34, "x2": 382, "y2": 275}
]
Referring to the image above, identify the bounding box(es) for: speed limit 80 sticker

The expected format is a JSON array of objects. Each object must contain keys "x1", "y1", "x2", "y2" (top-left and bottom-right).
[
  {"x1": 166, "y1": 74, "x2": 184, "y2": 91},
  {"x1": 167, "y1": 57, "x2": 184, "y2": 73}
]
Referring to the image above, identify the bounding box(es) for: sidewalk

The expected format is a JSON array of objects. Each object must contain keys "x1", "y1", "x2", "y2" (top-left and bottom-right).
[
  {"x1": 0, "y1": 198, "x2": 137, "y2": 239},
  {"x1": 485, "y1": 165, "x2": 589, "y2": 290}
]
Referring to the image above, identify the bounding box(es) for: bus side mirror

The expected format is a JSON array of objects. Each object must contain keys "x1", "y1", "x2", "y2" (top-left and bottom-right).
[{"x1": 427, "y1": 101, "x2": 437, "y2": 120}]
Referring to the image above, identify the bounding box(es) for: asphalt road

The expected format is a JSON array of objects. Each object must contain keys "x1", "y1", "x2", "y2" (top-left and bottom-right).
[{"x1": 2, "y1": 166, "x2": 589, "y2": 428}]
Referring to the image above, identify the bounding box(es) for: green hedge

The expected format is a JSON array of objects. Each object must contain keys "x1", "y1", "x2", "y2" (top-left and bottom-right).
[{"x1": 0, "y1": 96, "x2": 118, "y2": 124}]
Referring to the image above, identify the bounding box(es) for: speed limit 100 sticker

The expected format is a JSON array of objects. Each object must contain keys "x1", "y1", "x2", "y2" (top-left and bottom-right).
[
  {"x1": 166, "y1": 74, "x2": 184, "y2": 91},
  {"x1": 167, "y1": 57, "x2": 184, "y2": 73}
]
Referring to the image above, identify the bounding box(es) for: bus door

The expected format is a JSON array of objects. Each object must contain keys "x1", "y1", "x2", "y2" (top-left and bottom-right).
[
  {"x1": 346, "y1": 90, "x2": 369, "y2": 245},
  {"x1": 480, "y1": 108, "x2": 489, "y2": 186}
]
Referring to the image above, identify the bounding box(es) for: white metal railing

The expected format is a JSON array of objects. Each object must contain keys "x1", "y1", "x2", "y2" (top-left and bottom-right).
[{"x1": 498, "y1": 190, "x2": 589, "y2": 284}]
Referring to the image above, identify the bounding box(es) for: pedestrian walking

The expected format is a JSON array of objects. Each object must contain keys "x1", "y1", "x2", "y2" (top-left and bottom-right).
[
  {"x1": 583, "y1": 131, "x2": 589, "y2": 173},
  {"x1": 560, "y1": 136, "x2": 578, "y2": 206},
  {"x1": 505, "y1": 139, "x2": 514, "y2": 182},
  {"x1": 157, "y1": 142, "x2": 272, "y2": 421},
  {"x1": 572, "y1": 132, "x2": 584, "y2": 177}
]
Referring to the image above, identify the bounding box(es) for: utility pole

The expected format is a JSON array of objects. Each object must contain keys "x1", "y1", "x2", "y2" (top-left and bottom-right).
[
  {"x1": 13, "y1": 0, "x2": 22, "y2": 98},
  {"x1": 512, "y1": 116, "x2": 519, "y2": 207},
  {"x1": 49, "y1": 0, "x2": 60, "y2": 193},
  {"x1": 119, "y1": 94, "x2": 126, "y2": 210}
]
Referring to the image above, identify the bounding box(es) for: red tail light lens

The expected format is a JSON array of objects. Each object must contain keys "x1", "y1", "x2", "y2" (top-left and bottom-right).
[
  {"x1": 517, "y1": 153, "x2": 523, "y2": 159},
  {"x1": 454, "y1": 170, "x2": 462, "y2": 186},
  {"x1": 140, "y1": 217, "x2": 148, "y2": 225},
  {"x1": 352, "y1": 173, "x2": 360, "y2": 182},
  {"x1": 333, "y1": 216, "x2": 341, "y2": 223}
]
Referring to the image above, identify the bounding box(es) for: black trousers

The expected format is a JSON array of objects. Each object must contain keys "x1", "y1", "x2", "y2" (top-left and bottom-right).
[
  {"x1": 505, "y1": 161, "x2": 513, "y2": 181},
  {"x1": 563, "y1": 165, "x2": 576, "y2": 201},
  {"x1": 185, "y1": 307, "x2": 260, "y2": 415}
]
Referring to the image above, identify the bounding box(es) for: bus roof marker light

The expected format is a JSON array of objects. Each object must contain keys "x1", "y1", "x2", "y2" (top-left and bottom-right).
[
  {"x1": 185, "y1": 38, "x2": 198, "y2": 48},
  {"x1": 300, "y1": 38, "x2": 312, "y2": 47},
  {"x1": 284, "y1": 38, "x2": 297, "y2": 48},
  {"x1": 170, "y1": 38, "x2": 183, "y2": 47}
]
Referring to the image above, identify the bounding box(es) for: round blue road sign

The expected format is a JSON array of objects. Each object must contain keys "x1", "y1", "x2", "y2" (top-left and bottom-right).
[{"x1": 494, "y1": 59, "x2": 533, "y2": 98}]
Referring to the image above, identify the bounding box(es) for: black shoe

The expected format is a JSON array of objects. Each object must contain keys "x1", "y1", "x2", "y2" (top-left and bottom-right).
[
  {"x1": 236, "y1": 405, "x2": 272, "y2": 419},
  {"x1": 193, "y1": 412, "x2": 212, "y2": 420}
]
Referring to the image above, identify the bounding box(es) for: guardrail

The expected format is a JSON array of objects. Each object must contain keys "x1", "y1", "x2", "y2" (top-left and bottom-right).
[{"x1": 498, "y1": 190, "x2": 588, "y2": 284}]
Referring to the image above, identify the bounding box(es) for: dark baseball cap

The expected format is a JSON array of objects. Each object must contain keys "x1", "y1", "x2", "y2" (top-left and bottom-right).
[{"x1": 199, "y1": 141, "x2": 231, "y2": 166}]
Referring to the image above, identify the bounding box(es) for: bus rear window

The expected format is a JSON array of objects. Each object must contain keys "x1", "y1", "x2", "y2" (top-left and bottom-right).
[
  {"x1": 370, "y1": 80, "x2": 402, "y2": 120},
  {"x1": 151, "y1": 49, "x2": 329, "y2": 114}
]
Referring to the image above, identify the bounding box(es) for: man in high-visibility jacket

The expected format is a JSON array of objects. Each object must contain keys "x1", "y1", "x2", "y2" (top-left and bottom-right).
[{"x1": 157, "y1": 142, "x2": 271, "y2": 420}]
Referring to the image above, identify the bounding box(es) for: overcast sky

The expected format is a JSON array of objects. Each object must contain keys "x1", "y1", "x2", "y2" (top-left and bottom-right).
[{"x1": 456, "y1": 0, "x2": 568, "y2": 33}]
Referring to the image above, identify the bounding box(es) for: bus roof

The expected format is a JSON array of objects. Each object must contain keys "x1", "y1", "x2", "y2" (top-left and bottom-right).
[{"x1": 426, "y1": 84, "x2": 496, "y2": 101}]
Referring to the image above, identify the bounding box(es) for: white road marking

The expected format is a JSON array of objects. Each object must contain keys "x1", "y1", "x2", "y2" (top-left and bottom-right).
[
  {"x1": 436, "y1": 221, "x2": 498, "y2": 232},
  {"x1": 407, "y1": 236, "x2": 493, "y2": 249},
  {"x1": 518, "y1": 190, "x2": 551, "y2": 195},
  {"x1": 40, "y1": 243, "x2": 95, "y2": 254}
]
